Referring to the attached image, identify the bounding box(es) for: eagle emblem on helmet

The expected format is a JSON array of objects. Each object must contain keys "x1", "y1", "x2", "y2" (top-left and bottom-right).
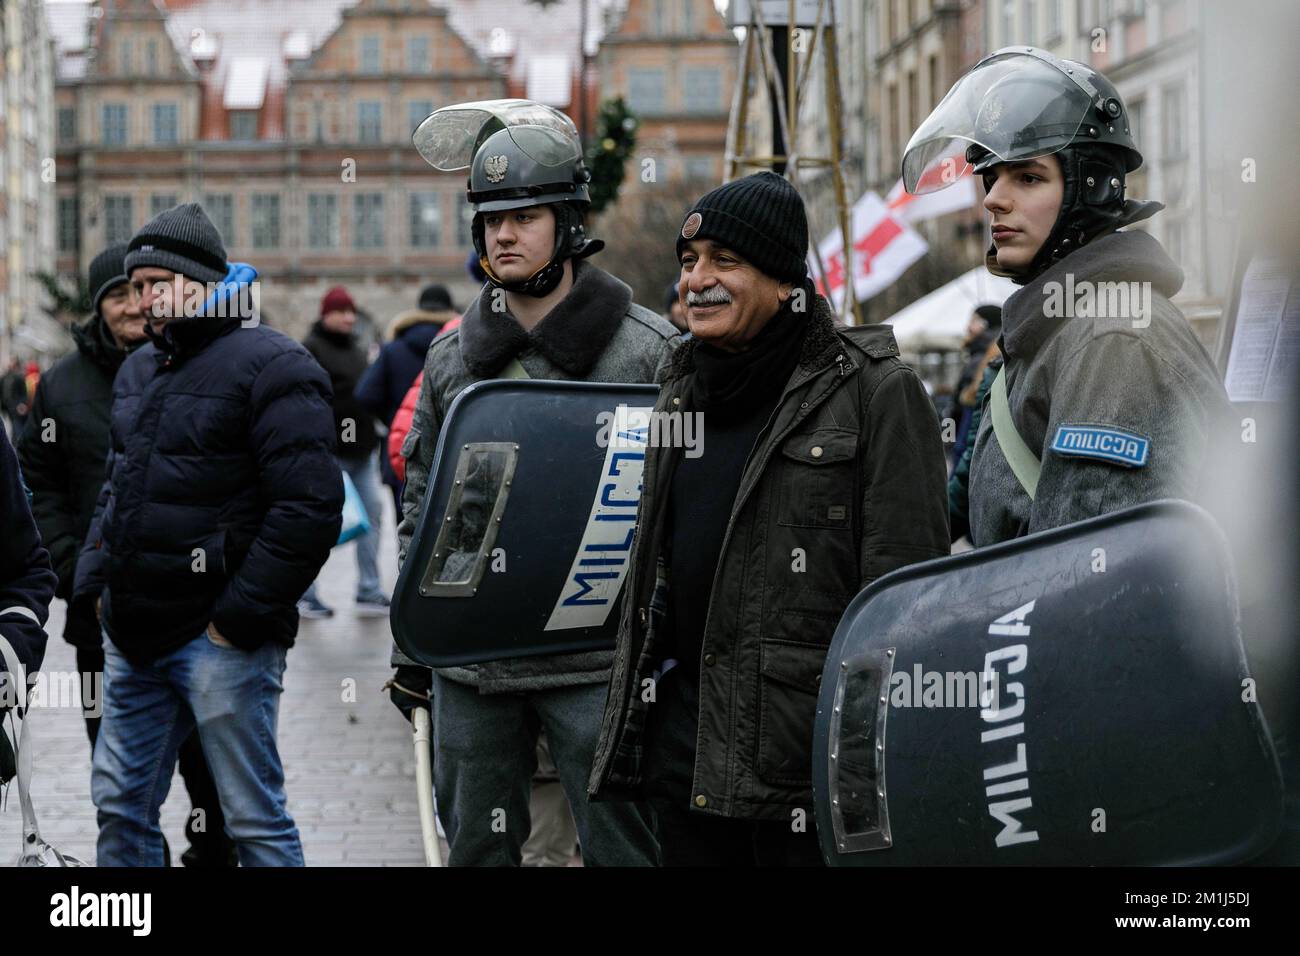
[{"x1": 484, "y1": 154, "x2": 509, "y2": 183}]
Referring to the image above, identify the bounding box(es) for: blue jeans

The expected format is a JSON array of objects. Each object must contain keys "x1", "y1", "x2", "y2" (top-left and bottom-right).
[
  {"x1": 305, "y1": 452, "x2": 384, "y2": 602},
  {"x1": 92, "y1": 633, "x2": 302, "y2": 867}
]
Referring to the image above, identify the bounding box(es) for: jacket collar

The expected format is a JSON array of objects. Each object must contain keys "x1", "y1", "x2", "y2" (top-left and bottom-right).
[
  {"x1": 664, "y1": 292, "x2": 843, "y2": 384},
  {"x1": 458, "y1": 259, "x2": 632, "y2": 378},
  {"x1": 147, "y1": 311, "x2": 241, "y2": 364},
  {"x1": 73, "y1": 316, "x2": 129, "y2": 373},
  {"x1": 1000, "y1": 228, "x2": 1184, "y2": 360}
]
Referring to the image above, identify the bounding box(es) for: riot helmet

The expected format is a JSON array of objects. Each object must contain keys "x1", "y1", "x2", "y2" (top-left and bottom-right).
[
  {"x1": 414, "y1": 99, "x2": 602, "y2": 297},
  {"x1": 902, "y1": 48, "x2": 1162, "y2": 282}
]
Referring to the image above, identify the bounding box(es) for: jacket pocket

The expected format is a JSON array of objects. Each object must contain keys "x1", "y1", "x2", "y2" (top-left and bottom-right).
[
  {"x1": 756, "y1": 638, "x2": 829, "y2": 786},
  {"x1": 776, "y1": 427, "x2": 858, "y2": 529}
]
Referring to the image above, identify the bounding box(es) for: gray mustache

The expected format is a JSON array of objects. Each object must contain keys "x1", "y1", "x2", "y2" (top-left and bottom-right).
[{"x1": 686, "y1": 287, "x2": 732, "y2": 306}]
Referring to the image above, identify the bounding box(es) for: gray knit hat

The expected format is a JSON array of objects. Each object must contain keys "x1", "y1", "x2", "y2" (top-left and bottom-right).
[
  {"x1": 89, "y1": 242, "x2": 130, "y2": 316},
  {"x1": 125, "y1": 202, "x2": 228, "y2": 284}
]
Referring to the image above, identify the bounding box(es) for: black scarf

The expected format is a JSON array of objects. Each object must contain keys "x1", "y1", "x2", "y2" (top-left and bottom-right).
[{"x1": 690, "y1": 283, "x2": 812, "y2": 413}]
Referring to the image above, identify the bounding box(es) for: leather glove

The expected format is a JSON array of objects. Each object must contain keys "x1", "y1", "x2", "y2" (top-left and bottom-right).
[{"x1": 384, "y1": 665, "x2": 431, "y2": 723}]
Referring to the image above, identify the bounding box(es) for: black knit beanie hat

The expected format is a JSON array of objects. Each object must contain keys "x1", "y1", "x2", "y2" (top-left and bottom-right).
[
  {"x1": 89, "y1": 242, "x2": 130, "y2": 316},
  {"x1": 675, "y1": 171, "x2": 809, "y2": 284},
  {"x1": 124, "y1": 202, "x2": 228, "y2": 284}
]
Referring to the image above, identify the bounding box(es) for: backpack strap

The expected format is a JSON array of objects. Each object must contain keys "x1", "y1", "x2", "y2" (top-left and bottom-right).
[
  {"x1": 500, "y1": 357, "x2": 530, "y2": 380},
  {"x1": 989, "y1": 365, "x2": 1041, "y2": 501}
]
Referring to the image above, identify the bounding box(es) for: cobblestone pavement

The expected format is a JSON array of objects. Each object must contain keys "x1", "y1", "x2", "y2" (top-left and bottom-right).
[{"x1": 2, "y1": 497, "x2": 436, "y2": 866}]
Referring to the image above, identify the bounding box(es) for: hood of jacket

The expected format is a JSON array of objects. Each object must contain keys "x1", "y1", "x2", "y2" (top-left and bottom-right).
[
  {"x1": 457, "y1": 258, "x2": 633, "y2": 378},
  {"x1": 388, "y1": 308, "x2": 455, "y2": 341},
  {"x1": 72, "y1": 315, "x2": 130, "y2": 374},
  {"x1": 1000, "y1": 228, "x2": 1184, "y2": 361},
  {"x1": 397, "y1": 318, "x2": 444, "y2": 363}
]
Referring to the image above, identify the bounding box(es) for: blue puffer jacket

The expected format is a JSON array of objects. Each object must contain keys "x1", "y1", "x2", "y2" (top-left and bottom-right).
[{"x1": 74, "y1": 270, "x2": 343, "y2": 663}]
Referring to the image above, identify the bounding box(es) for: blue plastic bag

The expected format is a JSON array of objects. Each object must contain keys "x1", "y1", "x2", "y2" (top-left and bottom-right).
[{"x1": 337, "y1": 470, "x2": 371, "y2": 546}]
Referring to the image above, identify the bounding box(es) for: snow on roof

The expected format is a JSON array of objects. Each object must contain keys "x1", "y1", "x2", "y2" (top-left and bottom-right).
[
  {"x1": 224, "y1": 55, "x2": 269, "y2": 109},
  {"x1": 527, "y1": 54, "x2": 573, "y2": 107}
]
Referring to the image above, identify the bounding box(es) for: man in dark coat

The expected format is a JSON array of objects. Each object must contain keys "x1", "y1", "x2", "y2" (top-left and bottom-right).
[
  {"x1": 72, "y1": 203, "x2": 342, "y2": 866},
  {"x1": 18, "y1": 242, "x2": 237, "y2": 867},
  {"x1": 299, "y1": 285, "x2": 388, "y2": 618},
  {"x1": 588, "y1": 173, "x2": 951, "y2": 865},
  {"x1": 355, "y1": 283, "x2": 457, "y2": 514}
]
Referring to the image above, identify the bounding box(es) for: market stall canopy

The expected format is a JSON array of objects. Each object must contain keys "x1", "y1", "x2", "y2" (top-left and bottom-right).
[{"x1": 884, "y1": 267, "x2": 1019, "y2": 351}]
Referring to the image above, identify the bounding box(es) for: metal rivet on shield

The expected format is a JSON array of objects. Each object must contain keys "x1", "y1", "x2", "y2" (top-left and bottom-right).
[
  {"x1": 811, "y1": 446, "x2": 823, "y2": 458},
  {"x1": 446, "y1": 516, "x2": 452, "y2": 522},
  {"x1": 832, "y1": 798, "x2": 839, "y2": 807},
  {"x1": 455, "y1": 480, "x2": 462, "y2": 485},
  {"x1": 463, "y1": 444, "x2": 469, "y2": 450},
  {"x1": 1110, "y1": 177, "x2": 1120, "y2": 188},
  {"x1": 879, "y1": 696, "x2": 886, "y2": 704},
  {"x1": 840, "y1": 661, "x2": 847, "y2": 669},
  {"x1": 876, "y1": 743, "x2": 884, "y2": 753},
  {"x1": 1086, "y1": 176, "x2": 1095, "y2": 187},
  {"x1": 514, "y1": 445, "x2": 519, "y2": 450},
  {"x1": 878, "y1": 790, "x2": 885, "y2": 798},
  {"x1": 886, "y1": 649, "x2": 894, "y2": 657}
]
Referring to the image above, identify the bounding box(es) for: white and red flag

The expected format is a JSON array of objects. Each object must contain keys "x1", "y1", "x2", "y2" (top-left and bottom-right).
[{"x1": 810, "y1": 192, "x2": 928, "y2": 308}]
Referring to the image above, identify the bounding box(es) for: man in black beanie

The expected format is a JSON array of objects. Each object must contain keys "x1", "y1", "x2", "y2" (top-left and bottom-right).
[
  {"x1": 19, "y1": 242, "x2": 238, "y2": 867},
  {"x1": 73, "y1": 202, "x2": 343, "y2": 866},
  {"x1": 589, "y1": 171, "x2": 951, "y2": 864}
]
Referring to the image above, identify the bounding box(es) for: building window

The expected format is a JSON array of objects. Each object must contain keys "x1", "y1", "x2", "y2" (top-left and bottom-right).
[
  {"x1": 251, "y1": 194, "x2": 281, "y2": 249},
  {"x1": 151, "y1": 194, "x2": 178, "y2": 217},
  {"x1": 1023, "y1": 0, "x2": 1036, "y2": 46},
  {"x1": 152, "y1": 103, "x2": 178, "y2": 145},
  {"x1": 229, "y1": 111, "x2": 258, "y2": 141},
  {"x1": 683, "y1": 68, "x2": 722, "y2": 114},
  {"x1": 1047, "y1": 0, "x2": 1063, "y2": 37},
  {"x1": 407, "y1": 36, "x2": 431, "y2": 73},
  {"x1": 58, "y1": 196, "x2": 79, "y2": 253},
  {"x1": 408, "y1": 100, "x2": 433, "y2": 137},
  {"x1": 682, "y1": 0, "x2": 694, "y2": 33},
  {"x1": 360, "y1": 35, "x2": 381, "y2": 74},
  {"x1": 307, "y1": 194, "x2": 339, "y2": 249},
  {"x1": 1162, "y1": 84, "x2": 1186, "y2": 158},
  {"x1": 651, "y1": 0, "x2": 667, "y2": 35},
  {"x1": 203, "y1": 194, "x2": 234, "y2": 246},
  {"x1": 102, "y1": 104, "x2": 128, "y2": 146},
  {"x1": 57, "y1": 108, "x2": 76, "y2": 144},
  {"x1": 145, "y1": 39, "x2": 157, "y2": 76},
  {"x1": 684, "y1": 156, "x2": 714, "y2": 181},
  {"x1": 1001, "y1": 0, "x2": 1015, "y2": 43},
  {"x1": 119, "y1": 38, "x2": 133, "y2": 74},
  {"x1": 358, "y1": 102, "x2": 383, "y2": 143},
  {"x1": 627, "y1": 68, "x2": 666, "y2": 116},
  {"x1": 104, "y1": 195, "x2": 134, "y2": 245},
  {"x1": 1127, "y1": 96, "x2": 1145, "y2": 151},
  {"x1": 409, "y1": 191, "x2": 441, "y2": 248},
  {"x1": 354, "y1": 193, "x2": 384, "y2": 249},
  {"x1": 928, "y1": 55, "x2": 939, "y2": 111}
]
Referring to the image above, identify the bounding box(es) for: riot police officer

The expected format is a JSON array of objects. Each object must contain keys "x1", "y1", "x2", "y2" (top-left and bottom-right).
[
  {"x1": 904, "y1": 48, "x2": 1232, "y2": 546},
  {"x1": 388, "y1": 100, "x2": 671, "y2": 866}
]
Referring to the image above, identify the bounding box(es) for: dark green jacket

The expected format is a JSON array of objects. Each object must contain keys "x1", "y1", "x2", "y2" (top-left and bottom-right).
[{"x1": 588, "y1": 297, "x2": 950, "y2": 821}]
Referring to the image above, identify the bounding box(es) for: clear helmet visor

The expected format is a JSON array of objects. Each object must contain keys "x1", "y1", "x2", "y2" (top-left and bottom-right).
[
  {"x1": 413, "y1": 99, "x2": 580, "y2": 171},
  {"x1": 902, "y1": 52, "x2": 1095, "y2": 194}
]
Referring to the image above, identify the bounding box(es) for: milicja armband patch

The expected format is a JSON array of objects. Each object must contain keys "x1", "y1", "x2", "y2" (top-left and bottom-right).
[{"x1": 1049, "y1": 424, "x2": 1150, "y2": 468}]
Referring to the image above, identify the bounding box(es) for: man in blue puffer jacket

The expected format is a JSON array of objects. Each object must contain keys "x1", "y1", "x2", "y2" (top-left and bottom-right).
[{"x1": 73, "y1": 203, "x2": 343, "y2": 867}]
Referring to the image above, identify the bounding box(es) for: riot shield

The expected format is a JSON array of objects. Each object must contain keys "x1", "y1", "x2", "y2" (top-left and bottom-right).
[
  {"x1": 813, "y1": 499, "x2": 1284, "y2": 866},
  {"x1": 392, "y1": 380, "x2": 659, "y2": 668}
]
